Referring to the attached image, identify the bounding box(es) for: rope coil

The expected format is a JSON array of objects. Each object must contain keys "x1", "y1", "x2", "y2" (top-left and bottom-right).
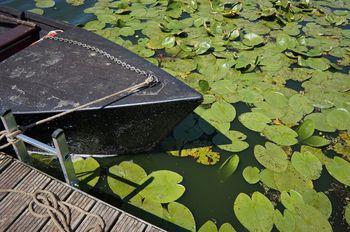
[{"x1": 0, "y1": 189, "x2": 105, "y2": 232}]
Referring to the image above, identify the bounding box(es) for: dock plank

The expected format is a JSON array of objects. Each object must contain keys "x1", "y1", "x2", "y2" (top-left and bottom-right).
[
  {"x1": 0, "y1": 170, "x2": 51, "y2": 231},
  {"x1": 110, "y1": 213, "x2": 147, "y2": 232},
  {"x1": 6, "y1": 180, "x2": 72, "y2": 232},
  {"x1": 76, "y1": 201, "x2": 120, "y2": 232},
  {"x1": 0, "y1": 153, "x2": 12, "y2": 172},
  {"x1": 0, "y1": 162, "x2": 34, "y2": 201},
  {"x1": 40, "y1": 190, "x2": 96, "y2": 232},
  {"x1": 0, "y1": 156, "x2": 166, "y2": 232}
]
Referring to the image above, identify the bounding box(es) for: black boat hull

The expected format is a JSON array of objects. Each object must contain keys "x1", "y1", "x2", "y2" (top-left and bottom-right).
[{"x1": 0, "y1": 6, "x2": 202, "y2": 155}]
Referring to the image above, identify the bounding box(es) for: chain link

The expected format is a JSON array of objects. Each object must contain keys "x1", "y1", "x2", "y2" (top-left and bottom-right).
[{"x1": 45, "y1": 36, "x2": 157, "y2": 83}]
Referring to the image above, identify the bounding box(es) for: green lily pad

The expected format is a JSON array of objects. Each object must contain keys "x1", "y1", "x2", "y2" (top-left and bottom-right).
[
  {"x1": 242, "y1": 166, "x2": 260, "y2": 184},
  {"x1": 198, "y1": 220, "x2": 217, "y2": 232},
  {"x1": 242, "y1": 33, "x2": 265, "y2": 47},
  {"x1": 139, "y1": 170, "x2": 185, "y2": 203},
  {"x1": 325, "y1": 157, "x2": 350, "y2": 186},
  {"x1": 254, "y1": 142, "x2": 288, "y2": 173},
  {"x1": 66, "y1": 0, "x2": 84, "y2": 6},
  {"x1": 326, "y1": 108, "x2": 350, "y2": 130},
  {"x1": 202, "y1": 101, "x2": 236, "y2": 123},
  {"x1": 274, "y1": 209, "x2": 296, "y2": 232},
  {"x1": 84, "y1": 20, "x2": 106, "y2": 31},
  {"x1": 305, "y1": 113, "x2": 336, "y2": 132},
  {"x1": 119, "y1": 27, "x2": 135, "y2": 36},
  {"x1": 164, "y1": 202, "x2": 196, "y2": 232},
  {"x1": 219, "y1": 223, "x2": 236, "y2": 232},
  {"x1": 108, "y1": 161, "x2": 147, "y2": 198},
  {"x1": 289, "y1": 94, "x2": 314, "y2": 115},
  {"x1": 140, "y1": 198, "x2": 163, "y2": 218},
  {"x1": 233, "y1": 192, "x2": 275, "y2": 232},
  {"x1": 28, "y1": 8, "x2": 44, "y2": 15},
  {"x1": 73, "y1": 157, "x2": 100, "y2": 189},
  {"x1": 162, "y1": 36, "x2": 176, "y2": 48},
  {"x1": 218, "y1": 155, "x2": 239, "y2": 180},
  {"x1": 291, "y1": 151, "x2": 322, "y2": 180},
  {"x1": 296, "y1": 119, "x2": 315, "y2": 141},
  {"x1": 301, "y1": 146, "x2": 331, "y2": 165},
  {"x1": 274, "y1": 165, "x2": 314, "y2": 192},
  {"x1": 345, "y1": 203, "x2": 350, "y2": 225},
  {"x1": 280, "y1": 191, "x2": 332, "y2": 231},
  {"x1": 301, "y1": 189, "x2": 332, "y2": 219},
  {"x1": 262, "y1": 125, "x2": 298, "y2": 146},
  {"x1": 238, "y1": 112, "x2": 271, "y2": 132},
  {"x1": 303, "y1": 136, "x2": 330, "y2": 147},
  {"x1": 35, "y1": 0, "x2": 55, "y2": 8},
  {"x1": 213, "y1": 130, "x2": 249, "y2": 152}
]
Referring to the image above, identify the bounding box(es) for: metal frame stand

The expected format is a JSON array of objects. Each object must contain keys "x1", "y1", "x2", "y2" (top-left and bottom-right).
[{"x1": 1, "y1": 110, "x2": 78, "y2": 186}]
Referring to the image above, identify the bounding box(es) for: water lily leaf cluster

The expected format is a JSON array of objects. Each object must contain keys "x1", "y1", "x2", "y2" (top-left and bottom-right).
[
  {"x1": 107, "y1": 161, "x2": 195, "y2": 230},
  {"x1": 75, "y1": 0, "x2": 350, "y2": 230}
]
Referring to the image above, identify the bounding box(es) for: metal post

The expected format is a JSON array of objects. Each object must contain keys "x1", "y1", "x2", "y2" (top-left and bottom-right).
[
  {"x1": 0, "y1": 110, "x2": 30, "y2": 163},
  {"x1": 52, "y1": 129, "x2": 78, "y2": 186}
]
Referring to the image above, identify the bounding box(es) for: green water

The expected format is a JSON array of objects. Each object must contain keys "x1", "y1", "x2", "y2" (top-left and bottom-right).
[{"x1": 1, "y1": 0, "x2": 350, "y2": 231}]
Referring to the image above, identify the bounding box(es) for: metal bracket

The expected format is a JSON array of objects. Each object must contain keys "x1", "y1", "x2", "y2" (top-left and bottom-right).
[
  {"x1": 1, "y1": 110, "x2": 30, "y2": 163},
  {"x1": 0, "y1": 110, "x2": 78, "y2": 186}
]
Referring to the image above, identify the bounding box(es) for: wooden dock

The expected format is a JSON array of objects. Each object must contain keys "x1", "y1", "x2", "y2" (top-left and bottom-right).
[{"x1": 0, "y1": 153, "x2": 166, "y2": 232}]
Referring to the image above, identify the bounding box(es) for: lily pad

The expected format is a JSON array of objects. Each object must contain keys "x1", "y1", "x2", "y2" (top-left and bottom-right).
[
  {"x1": 238, "y1": 112, "x2": 271, "y2": 132},
  {"x1": 108, "y1": 161, "x2": 147, "y2": 198},
  {"x1": 326, "y1": 108, "x2": 350, "y2": 130},
  {"x1": 291, "y1": 151, "x2": 322, "y2": 180},
  {"x1": 202, "y1": 101, "x2": 236, "y2": 123},
  {"x1": 262, "y1": 125, "x2": 298, "y2": 146},
  {"x1": 301, "y1": 189, "x2": 332, "y2": 219},
  {"x1": 325, "y1": 157, "x2": 350, "y2": 186},
  {"x1": 296, "y1": 119, "x2": 315, "y2": 141},
  {"x1": 73, "y1": 157, "x2": 100, "y2": 188},
  {"x1": 345, "y1": 203, "x2": 350, "y2": 225},
  {"x1": 305, "y1": 113, "x2": 336, "y2": 132},
  {"x1": 213, "y1": 130, "x2": 249, "y2": 152},
  {"x1": 139, "y1": 170, "x2": 186, "y2": 203},
  {"x1": 35, "y1": 0, "x2": 55, "y2": 8},
  {"x1": 303, "y1": 136, "x2": 330, "y2": 147},
  {"x1": 242, "y1": 33, "x2": 265, "y2": 47},
  {"x1": 233, "y1": 192, "x2": 275, "y2": 232},
  {"x1": 164, "y1": 202, "x2": 196, "y2": 232},
  {"x1": 254, "y1": 142, "x2": 288, "y2": 173},
  {"x1": 219, "y1": 223, "x2": 236, "y2": 232},
  {"x1": 218, "y1": 155, "x2": 239, "y2": 180},
  {"x1": 242, "y1": 166, "x2": 260, "y2": 184},
  {"x1": 280, "y1": 191, "x2": 332, "y2": 231},
  {"x1": 198, "y1": 220, "x2": 217, "y2": 232}
]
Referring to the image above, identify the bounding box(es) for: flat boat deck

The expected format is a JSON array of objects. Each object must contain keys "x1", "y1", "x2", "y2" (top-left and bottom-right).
[{"x1": 0, "y1": 153, "x2": 165, "y2": 232}]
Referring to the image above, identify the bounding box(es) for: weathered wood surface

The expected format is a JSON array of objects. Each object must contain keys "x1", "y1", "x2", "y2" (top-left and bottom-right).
[{"x1": 0, "y1": 154, "x2": 166, "y2": 232}]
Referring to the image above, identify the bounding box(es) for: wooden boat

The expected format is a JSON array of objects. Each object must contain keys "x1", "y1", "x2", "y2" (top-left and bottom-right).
[{"x1": 0, "y1": 6, "x2": 202, "y2": 155}]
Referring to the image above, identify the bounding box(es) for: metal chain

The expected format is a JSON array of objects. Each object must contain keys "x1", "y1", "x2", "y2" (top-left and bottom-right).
[{"x1": 44, "y1": 36, "x2": 158, "y2": 82}]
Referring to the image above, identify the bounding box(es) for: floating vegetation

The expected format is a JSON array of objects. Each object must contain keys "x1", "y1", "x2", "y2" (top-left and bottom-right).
[{"x1": 23, "y1": 0, "x2": 350, "y2": 230}]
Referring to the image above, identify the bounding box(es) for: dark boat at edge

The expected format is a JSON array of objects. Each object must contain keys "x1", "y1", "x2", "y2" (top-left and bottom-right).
[{"x1": 0, "y1": 6, "x2": 202, "y2": 155}]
